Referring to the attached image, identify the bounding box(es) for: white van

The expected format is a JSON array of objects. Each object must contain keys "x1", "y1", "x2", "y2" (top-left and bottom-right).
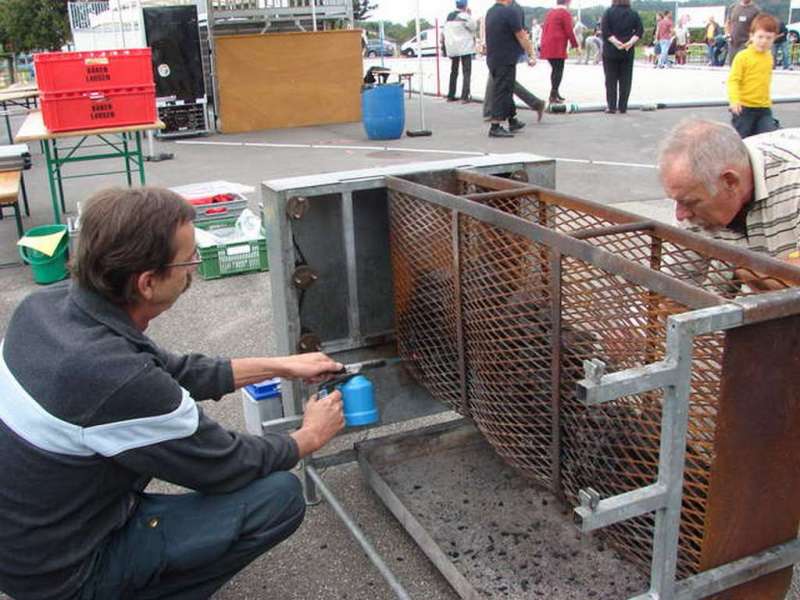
[{"x1": 401, "y1": 28, "x2": 439, "y2": 57}]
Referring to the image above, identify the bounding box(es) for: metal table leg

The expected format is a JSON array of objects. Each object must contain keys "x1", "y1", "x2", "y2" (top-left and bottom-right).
[
  {"x1": 41, "y1": 140, "x2": 62, "y2": 224},
  {"x1": 122, "y1": 133, "x2": 133, "y2": 187},
  {"x1": 135, "y1": 131, "x2": 146, "y2": 184},
  {"x1": 52, "y1": 141, "x2": 67, "y2": 214},
  {"x1": 20, "y1": 172, "x2": 29, "y2": 216}
]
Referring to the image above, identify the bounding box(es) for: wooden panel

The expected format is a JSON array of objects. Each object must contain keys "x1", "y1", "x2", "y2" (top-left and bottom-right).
[
  {"x1": 215, "y1": 30, "x2": 362, "y2": 133},
  {"x1": 699, "y1": 315, "x2": 800, "y2": 599},
  {"x1": 0, "y1": 170, "x2": 21, "y2": 204}
]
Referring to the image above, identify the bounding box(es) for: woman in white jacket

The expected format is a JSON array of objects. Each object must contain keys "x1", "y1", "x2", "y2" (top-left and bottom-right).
[{"x1": 444, "y1": 0, "x2": 479, "y2": 102}]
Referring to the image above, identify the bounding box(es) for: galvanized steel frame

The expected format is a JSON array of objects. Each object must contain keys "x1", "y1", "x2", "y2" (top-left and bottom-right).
[
  {"x1": 384, "y1": 173, "x2": 800, "y2": 600},
  {"x1": 263, "y1": 159, "x2": 799, "y2": 599}
]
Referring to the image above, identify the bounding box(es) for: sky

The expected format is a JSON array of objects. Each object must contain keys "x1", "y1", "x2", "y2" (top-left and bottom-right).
[{"x1": 369, "y1": 0, "x2": 612, "y2": 24}]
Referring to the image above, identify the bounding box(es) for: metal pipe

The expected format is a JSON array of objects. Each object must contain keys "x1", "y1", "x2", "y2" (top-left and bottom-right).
[
  {"x1": 305, "y1": 466, "x2": 413, "y2": 600},
  {"x1": 415, "y1": 0, "x2": 426, "y2": 129}
]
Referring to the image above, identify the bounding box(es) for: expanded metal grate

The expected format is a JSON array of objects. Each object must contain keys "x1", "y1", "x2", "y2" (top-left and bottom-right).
[{"x1": 387, "y1": 171, "x2": 798, "y2": 579}]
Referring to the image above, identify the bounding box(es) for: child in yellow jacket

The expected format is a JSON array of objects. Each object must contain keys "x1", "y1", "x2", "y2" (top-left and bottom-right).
[{"x1": 727, "y1": 14, "x2": 780, "y2": 138}]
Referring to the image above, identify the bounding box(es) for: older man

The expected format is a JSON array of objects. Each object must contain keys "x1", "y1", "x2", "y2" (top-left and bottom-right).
[
  {"x1": 0, "y1": 187, "x2": 345, "y2": 599},
  {"x1": 658, "y1": 119, "x2": 800, "y2": 283}
]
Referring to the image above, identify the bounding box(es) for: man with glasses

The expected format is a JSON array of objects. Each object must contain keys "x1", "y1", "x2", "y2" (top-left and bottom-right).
[{"x1": 0, "y1": 187, "x2": 346, "y2": 599}]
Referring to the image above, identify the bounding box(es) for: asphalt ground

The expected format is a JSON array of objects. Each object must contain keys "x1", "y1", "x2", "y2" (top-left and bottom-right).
[
  {"x1": 367, "y1": 55, "x2": 800, "y2": 107},
  {"x1": 0, "y1": 96, "x2": 798, "y2": 600}
]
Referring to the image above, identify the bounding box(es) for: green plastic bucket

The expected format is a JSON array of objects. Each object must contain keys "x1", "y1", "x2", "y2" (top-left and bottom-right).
[{"x1": 18, "y1": 224, "x2": 70, "y2": 285}]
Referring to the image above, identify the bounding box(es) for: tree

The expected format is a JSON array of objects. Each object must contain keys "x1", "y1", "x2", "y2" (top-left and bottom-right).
[
  {"x1": 353, "y1": 0, "x2": 378, "y2": 21},
  {"x1": 0, "y1": 0, "x2": 69, "y2": 52}
]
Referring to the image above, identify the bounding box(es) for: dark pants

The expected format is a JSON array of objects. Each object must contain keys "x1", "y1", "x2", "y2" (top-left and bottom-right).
[
  {"x1": 731, "y1": 107, "x2": 779, "y2": 138},
  {"x1": 447, "y1": 54, "x2": 472, "y2": 100},
  {"x1": 603, "y1": 51, "x2": 635, "y2": 112},
  {"x1": 483, "y1": 71, "x2": 544, "y2": 118},
  {"x1": 489, "y1": 63, "x2": 517, "y2": 121},
  {"x1": 79, "y1": 472, "x2": 305, "y2": 599},
  {"x1": 548, "y1": 58, "x2": 565, "y2": 98}
]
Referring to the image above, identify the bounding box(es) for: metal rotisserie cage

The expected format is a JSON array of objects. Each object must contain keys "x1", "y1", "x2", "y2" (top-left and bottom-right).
[{"x1": 387, "y1": 170, "x2": 800, "y2": 579}]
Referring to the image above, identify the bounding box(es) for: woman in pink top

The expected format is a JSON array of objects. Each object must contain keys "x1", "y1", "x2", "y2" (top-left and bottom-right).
[{"x1": 539, "y1": 0, "x2": 580, "y2": 104}]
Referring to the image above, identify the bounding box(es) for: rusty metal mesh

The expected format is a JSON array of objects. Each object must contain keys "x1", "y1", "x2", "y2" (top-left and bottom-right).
[
  {"x1": 388, "y1": 176, "x2": 794, "y2": 578},
  {"x1": 389, "y1": 193, "x2": 462, "y2": 412}
]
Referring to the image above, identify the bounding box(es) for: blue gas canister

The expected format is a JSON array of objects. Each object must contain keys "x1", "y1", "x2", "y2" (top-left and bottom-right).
[{"x1": 339, "y1": 375, "x2": 379, "y2": 427}]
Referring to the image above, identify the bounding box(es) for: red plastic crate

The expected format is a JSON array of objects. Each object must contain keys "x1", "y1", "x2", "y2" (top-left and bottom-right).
[
  {"x1": 40, "y1": 86, "x2": 157, "y2": 132},
  {"x1": 34, "y1": 49, "x2": 153, "y2": 93}
]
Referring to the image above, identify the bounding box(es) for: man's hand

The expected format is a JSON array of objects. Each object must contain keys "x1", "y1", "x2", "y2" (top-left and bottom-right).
[
  {"x1": 278, "y1": 353, "x2": 344, "y2": 383},
  {"x1": 730, "y1": 103, "x2": 742, "y2": 115},
  {"x1": 231, "y1": 353, "x2": 343, "y2": 388},
  {"x1": 528, "y1": 56, "x2": 537, "y2": 66},
  {"x1": 291, "y1": 391, "x2": 345, "y2": 457}
]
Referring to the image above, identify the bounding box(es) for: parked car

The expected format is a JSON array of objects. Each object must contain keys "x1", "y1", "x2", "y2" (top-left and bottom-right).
[
  {"x1": 365, "y1": 39, "x2": 395, "y2": 58},
  {"x1": 401, "y1": 28, "x2": 439, "y2": 57},
  {"x1": 15, "y1": 53, "x2": 35, "y2": 82},
  {"x1": 788, "y1": 22, "x2": 800, "y2": 44}
]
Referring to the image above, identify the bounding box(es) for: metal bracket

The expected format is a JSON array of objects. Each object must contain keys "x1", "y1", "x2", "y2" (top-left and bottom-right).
[
  {"x1": 510, "y1": 169, "x2": 529, "y2": 182},
  {"x1": 579, "y1": 487, "x2": 600, "y2": 511},
  {"x1": 286, "y1": 196, "x2": 309, "y2": 220},
  {"x1": 292, "y1": 265, "x2": 319, "y2": 289}
]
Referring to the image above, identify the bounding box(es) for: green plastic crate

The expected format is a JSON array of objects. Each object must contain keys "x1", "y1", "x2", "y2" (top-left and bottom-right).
[{"x1": 195, "y1": 220, "x2": 269, "y2": 280}]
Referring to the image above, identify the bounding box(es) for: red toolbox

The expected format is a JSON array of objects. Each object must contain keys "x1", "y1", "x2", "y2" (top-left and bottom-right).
[
  {"x1": 34, "y1": 49, "x2": 153, "y2": 93},
  {"x1": 40, "y1": 86, "x2": 157, "y2": 132}
]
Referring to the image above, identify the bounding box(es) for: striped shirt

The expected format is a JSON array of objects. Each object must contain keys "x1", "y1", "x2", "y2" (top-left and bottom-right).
[{"x1": 694, "y1": 128, "x2": 800, "y2": 257}]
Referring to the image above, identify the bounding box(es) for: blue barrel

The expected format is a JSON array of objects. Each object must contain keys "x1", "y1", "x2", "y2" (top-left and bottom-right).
[{"x1": 361, "y1": 83, "x2": 405, "y2": 141}]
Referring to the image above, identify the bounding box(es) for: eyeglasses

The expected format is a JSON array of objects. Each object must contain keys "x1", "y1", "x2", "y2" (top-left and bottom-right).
[{"x1": 164, "y1": 249, "x2": 202, "y2": 269}]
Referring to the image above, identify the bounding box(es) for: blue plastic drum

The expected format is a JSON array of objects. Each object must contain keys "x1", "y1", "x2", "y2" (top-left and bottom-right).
[{"x1": 361, "y1": 83, "x2": 405, "y2": 141}]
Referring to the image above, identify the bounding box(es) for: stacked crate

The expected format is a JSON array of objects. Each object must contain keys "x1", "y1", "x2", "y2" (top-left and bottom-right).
[
  {"x1": 186, "y1": 192, "x2": 269, "y2": 280},
  {"x1": 34, "y1": 49, "x2": 156, "y2": 132}
]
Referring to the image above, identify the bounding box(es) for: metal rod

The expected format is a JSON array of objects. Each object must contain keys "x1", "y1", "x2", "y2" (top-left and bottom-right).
[
  {"x1": 673, "y1": 534, "x2": 800, "y2": 599},
  {"x1": 575, "y1": 483, "x2": 669, "y2": 532},
  {"x1": 386, "y1": 176, "x2": 726, "y2": 311},
  {"x1": 305, "y1": 466, "x2": 413, "y2": 600},
  {"x1": 548, "y1": 250, "x2": 563, "y2": 496},
  {"x1": 452, "y1": 210, "x2": 468, "y2": 416},
  {"x1": 341, "y1": 191, "x2": 362, "y2": 344},
  {"x1": 464, "y1": 187, "x2": 543, "y2": 202},
  {"x1": 571, "y1": 221, "x2": 656, "y2": 240},
  {"x1": 414, "y1": 0, "x2": 426, "y2": 130},
  {"x1": 454, "y1": 170, "x2": 800, "y2": 287}
]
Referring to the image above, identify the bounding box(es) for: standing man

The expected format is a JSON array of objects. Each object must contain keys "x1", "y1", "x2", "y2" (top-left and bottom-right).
[
  {"x1": 656, "y1": 10, "x2": 674, "y2": 68},
  {"x1": 726, "y1": 0, "x2": 760, "y2": 63},
  {"x1": 0, "y1": 187, "x2": 346, "y2": 599},
  {"x1": 444, "y1": 0, "x2": 479, "y2": 103},
  {"x1": 485, "y1": 0, "x2": 538, "y2": 138},
  {"x1": 658, "y1": 120, "x2": 800, "y2": 287},
  {"x1": 706, "y1": 15, "x2": 720, "y2": 65},
  {"x1": 773, "y1": 20, "x2": 791, "y2": 70}
]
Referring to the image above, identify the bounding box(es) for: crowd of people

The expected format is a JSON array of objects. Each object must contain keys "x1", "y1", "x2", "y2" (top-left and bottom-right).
[{"x1": 436, "y1": 0, "x2": 794, "y2": 137}]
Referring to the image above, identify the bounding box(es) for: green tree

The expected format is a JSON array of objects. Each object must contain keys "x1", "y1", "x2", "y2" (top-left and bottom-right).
[
  {"x1": 0, "y1": 0, "x2": 69, "y2": 52},
  {"x1": 353, "y1": 0, "x2": 378, "y2": 21}
]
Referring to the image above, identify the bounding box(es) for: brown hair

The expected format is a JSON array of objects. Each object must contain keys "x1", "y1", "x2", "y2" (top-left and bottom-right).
[
  {"x1": 750, "y1": 13, "x2": 778, "y2": 34},
  {"x1": 72, "y1": 187, "x2": 195, "y2": 305},
  {"x1": 612, "y1": 0, "x2": 631, "y2": 6},
  {"x1": 556, "y1": 0, "x2": 570, "y2": 5}
]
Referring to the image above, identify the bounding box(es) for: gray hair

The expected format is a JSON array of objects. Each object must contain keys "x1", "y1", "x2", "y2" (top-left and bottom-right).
[{"x1": 657, "y1": 119, "x2": 750, "y2": 194}]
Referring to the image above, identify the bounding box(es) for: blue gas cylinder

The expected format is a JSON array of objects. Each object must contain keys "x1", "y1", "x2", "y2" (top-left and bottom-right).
[{"x1": 339, "y1": 375, "x2": 379, "y2": 427}]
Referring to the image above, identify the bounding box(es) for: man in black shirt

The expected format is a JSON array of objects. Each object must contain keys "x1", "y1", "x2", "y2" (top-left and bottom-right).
[{"x1": 485, "y1": 0, "x2": 537, "y2": 137}]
